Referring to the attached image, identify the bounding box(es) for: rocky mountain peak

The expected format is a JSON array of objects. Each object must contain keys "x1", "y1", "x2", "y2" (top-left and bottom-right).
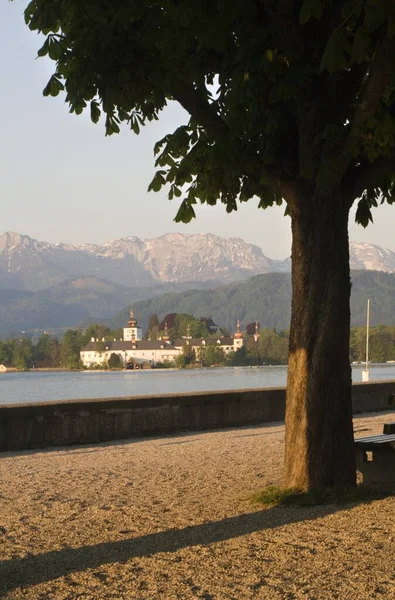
[
  {"x1": 0, "y1": 232, "x2": 394, "y2": 293},
  {"x1": 350, "y1": 242, "x2": 395, "y2": 273}
]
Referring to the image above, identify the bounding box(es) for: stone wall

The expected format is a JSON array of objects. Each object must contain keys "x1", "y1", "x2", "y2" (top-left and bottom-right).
[{"x1": 0, "y1": 381, "x2": 394, "y2": 451}]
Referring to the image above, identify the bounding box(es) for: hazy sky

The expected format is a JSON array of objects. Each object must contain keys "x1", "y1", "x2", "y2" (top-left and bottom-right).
[{"x1": 1, "y1": 2, "x2": 394, "y2": 259}]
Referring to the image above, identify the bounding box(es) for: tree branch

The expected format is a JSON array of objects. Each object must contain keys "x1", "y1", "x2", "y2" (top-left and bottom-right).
[
  {"x1": 171, "y1": 81, "x2": 230, "y2": 146},
  {"x1": 337, "y1": 34, "x2": 395, "y2": 173},
  {"x1": 342, "y1": 154, "x2": 395, "y2": 204},
  {"x1": 171, "y1": 80, "x2": 287, "y2": 194}
]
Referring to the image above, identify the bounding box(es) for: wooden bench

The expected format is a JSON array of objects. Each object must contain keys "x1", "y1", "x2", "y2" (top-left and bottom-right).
[{"x1": 355, "y1": 433, "x2": 395, "y2": 486}]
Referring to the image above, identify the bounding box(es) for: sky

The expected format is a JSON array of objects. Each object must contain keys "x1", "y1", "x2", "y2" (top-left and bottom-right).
[{"x1": 1, "y1": 2, "x2": 394, "y2": 259}]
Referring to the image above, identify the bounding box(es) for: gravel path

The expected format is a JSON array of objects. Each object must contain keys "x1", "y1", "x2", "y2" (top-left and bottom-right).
[{"x1": 1, "y1": 411, "x2": 395, "y2": 599}]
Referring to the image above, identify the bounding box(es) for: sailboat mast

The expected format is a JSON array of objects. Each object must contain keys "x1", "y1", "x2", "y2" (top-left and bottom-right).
[{"x1": 365, "y1": 298, "x2": 370, "y2": 372}]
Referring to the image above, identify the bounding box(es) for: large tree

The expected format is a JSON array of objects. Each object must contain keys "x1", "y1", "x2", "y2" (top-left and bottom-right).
[{"x1": 21, "y1": 0, "x2": 395, "y2": 490}]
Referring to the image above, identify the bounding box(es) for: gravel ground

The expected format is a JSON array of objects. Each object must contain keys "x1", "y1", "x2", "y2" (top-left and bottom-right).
[{"x1": 1, "y1": 411, "x2": 395, "y2": 600}]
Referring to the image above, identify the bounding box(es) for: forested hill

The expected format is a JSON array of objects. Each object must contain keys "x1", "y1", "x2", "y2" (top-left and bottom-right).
[{"x1": 113, "y1": 270, "x2": 395, "y2": 333}]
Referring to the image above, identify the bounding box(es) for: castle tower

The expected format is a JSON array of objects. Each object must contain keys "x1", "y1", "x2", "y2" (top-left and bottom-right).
[
  {"x1": 162, "y1": 321, "x2": 169, "y2": 342},
  {"x1": 123, "y1": 307, "x2": 143, "y2": 341},
  {"x1": 128, "y1": 308, "x2": 137, "y2": 327},
  {"x1": 233, "y1": 319, "x2": 244, "y2": 350},
  {"x1": 254, "y1": 321, "x2": 260, "y2": 342}
]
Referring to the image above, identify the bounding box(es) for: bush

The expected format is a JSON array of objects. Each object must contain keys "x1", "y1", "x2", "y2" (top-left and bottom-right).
[{"x1": 108, "y1": 353, "x2": 122, "y2": 369}]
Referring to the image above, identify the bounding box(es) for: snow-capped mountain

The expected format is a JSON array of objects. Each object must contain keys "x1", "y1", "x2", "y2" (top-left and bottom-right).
[
  {"x1": 0, "y1": 232, "x2": 290, "y2": 291},
  {"x1": 349, "y1": 242, "x2": 395, "y2": 273},
  {"x1": 0, "y1": 232, "x2": 393, "y2": 293}
]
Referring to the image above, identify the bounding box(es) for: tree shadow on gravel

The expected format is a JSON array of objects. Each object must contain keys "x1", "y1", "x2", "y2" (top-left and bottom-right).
[{"x1": 0, "y1": 496, "x2": 389, "y2": 595}]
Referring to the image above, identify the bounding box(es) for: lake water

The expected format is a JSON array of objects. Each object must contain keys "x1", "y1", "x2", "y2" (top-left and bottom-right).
[{"x1": 1, "y1": 364, "x2": 395, "y2": 405}]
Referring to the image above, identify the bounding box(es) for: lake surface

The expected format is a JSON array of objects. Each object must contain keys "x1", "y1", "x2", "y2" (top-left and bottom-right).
[{"x1": 1, "y1": 364, "x2": 395, "y2": 405}]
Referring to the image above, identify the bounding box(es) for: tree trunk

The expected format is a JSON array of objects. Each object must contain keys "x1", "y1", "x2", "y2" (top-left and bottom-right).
[{"x1": 284, "y1": 193, "x2": 356, "y2": 490}]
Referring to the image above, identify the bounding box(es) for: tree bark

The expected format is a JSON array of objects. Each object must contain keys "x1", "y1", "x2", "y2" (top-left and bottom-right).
[{"x1": 284, "y1": 193, "x2": 356, "y2": 490}]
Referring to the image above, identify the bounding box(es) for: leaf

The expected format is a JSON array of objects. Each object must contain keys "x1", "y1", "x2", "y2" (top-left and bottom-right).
[
  {"x1": 37, "y1": 38, "x2": 50, "y2": 58},
  {"x1": 24, "y1": 0, "x2": 36, "y2": 26},
  {"x1": 320, "y1": 29, "x2": 349, "y2": 73},
  {"x1": 130, "y1": 117, "x2": 140, "y2": 135},
  {"x1": 174, "y1": 200, "x2": 196, "y2": 223},
  {"x1": 257, "y1": 188, "x2": 282, "y2": 209},
  {"x1": 90, "y1": 101, "x2": 101, "y2": 124},
  {"x1": 43, "y1": 74, "x2": 64, "y2": 97},
  {"x1": 48, "y1": 38, "x2": 63, "y2": 61},
  {"x1": 105, "y1": 115, "x2": 120, "y2": 136},
  {"x1": 148, "y1": 170, "x2": 167, "y2": 192},
  {"x1": 355, "y1": 200, "x2": 373, "y2": 228},
  {"x1": 69, "y1": 94, "x2": 87, "y2": 115},
  {"x1": 299, "y1": 0, "x2": 323, "y2": 25}
]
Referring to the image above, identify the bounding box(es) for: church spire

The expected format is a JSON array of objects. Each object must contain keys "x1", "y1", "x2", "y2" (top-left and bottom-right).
[
  {"x1": 234, "y1": 319, "x2": 243, "y2": 339},
  {"x1": 128, "y1": 307, "x2": 137, "y2": 327},
  {"x1": 162, "y1": 321, "x2": 169, "y2": 341},
  {"x1": 254, "y1": 321, "x2": 260, "y2": 342}
]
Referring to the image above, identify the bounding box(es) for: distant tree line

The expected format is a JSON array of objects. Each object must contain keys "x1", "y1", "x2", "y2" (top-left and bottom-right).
[
  {"x1": 145, "y1": 312, "x2": 227, "y2": 341},
  {"x1": 0, "y1": 319, "x2": 394, "y2": 370},
  {"x1": 0, "y1": 324, "x2": 122, "y2": 371}
]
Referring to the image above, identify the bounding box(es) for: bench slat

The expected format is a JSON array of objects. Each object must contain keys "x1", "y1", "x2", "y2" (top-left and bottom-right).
[
  {"x1": 355, "y1": 433, "x2": 395, "y2": 452},
  {"x1": 356, "y1": 434, "x2": 395, "y2": 443}
]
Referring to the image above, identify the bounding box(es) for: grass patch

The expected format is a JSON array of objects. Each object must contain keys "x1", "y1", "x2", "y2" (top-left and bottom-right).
[{"x1": 252, "y1": 484, "x2": 391, "y2": 508}]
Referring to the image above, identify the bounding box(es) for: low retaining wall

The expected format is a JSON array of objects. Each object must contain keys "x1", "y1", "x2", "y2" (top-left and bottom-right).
[{"x1": 0, "y1": 381, "x2": 394, "y2": 451}]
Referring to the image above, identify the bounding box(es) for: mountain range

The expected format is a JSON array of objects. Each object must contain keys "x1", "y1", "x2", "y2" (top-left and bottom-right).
[
  {"x1": 0, "y1": 231, "x2": 291, "y2": 291},
  {"x1": 112, "y1": 270, "x2": 395, "y2": 333},
  {"x1": 0, "y1": 231, "x2": 394, "y2": 334}
]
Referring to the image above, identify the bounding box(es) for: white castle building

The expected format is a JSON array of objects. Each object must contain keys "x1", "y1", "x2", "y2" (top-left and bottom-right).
[{"x1": 80, "y1": 309, "x2": 246, "y2": 368}]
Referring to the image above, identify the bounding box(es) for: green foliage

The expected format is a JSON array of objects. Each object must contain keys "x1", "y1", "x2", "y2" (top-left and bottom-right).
[
  {"x1": 175, "y1": 314, "x2": 211, "y2": 338},
  {"x1": 82, "y1": 324, "x2": 113, "y2": 346},
  {"x1": 299, "y1": 0, "x2": 324, "y2": 25},
  {"x1": 228, "y1": 345, "x2": 250, "y2": 366},
  {"x1": 0, "y1": 339, "x2": 15, "y2": 366},
  {"x1": 258, "y1": 329, "x2": 289, "y2": 365},
  {"x1": 145, "y1": 315, "x2": 159, "y2": 340},
  {"x1": 34, "y1": 334, "x2": 60, "y2": 367},
  {"x1": 350, "y1": 324, "x2": 395, "y2": 362},
  {"x1": 13, "y1": 338, "x2": 34, "y2": 370},
  {"x1": 174, "y1": 353, "x2": 187, "y2": 369},
  {"x1": 60, "y1": 329, "x2": 84, "y2": 369},
  {"x1": 182, "y1": 344, "x2": 196, "y2": 365},
  {"x1": 154, "y1": 360, "x2": 173, "y2": 369},
  {"x1": 20, "y1": 0, "x2": 395, "y2": 222},
  {"x1": 0, "y1": 319, "x2": 394, "y2": 369},
  {"x1": 107, "y1": 352, "x2": 122, "y2": 369},
  {"x1": 197, "y1": 344, "x2": 226, "y2": 366},
  {"x1": 146, "y1": 313, "x2": 212, "y2": 340},
  {"x1": 119, "y1": 271, "x2": 395, "y2": 336}
]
